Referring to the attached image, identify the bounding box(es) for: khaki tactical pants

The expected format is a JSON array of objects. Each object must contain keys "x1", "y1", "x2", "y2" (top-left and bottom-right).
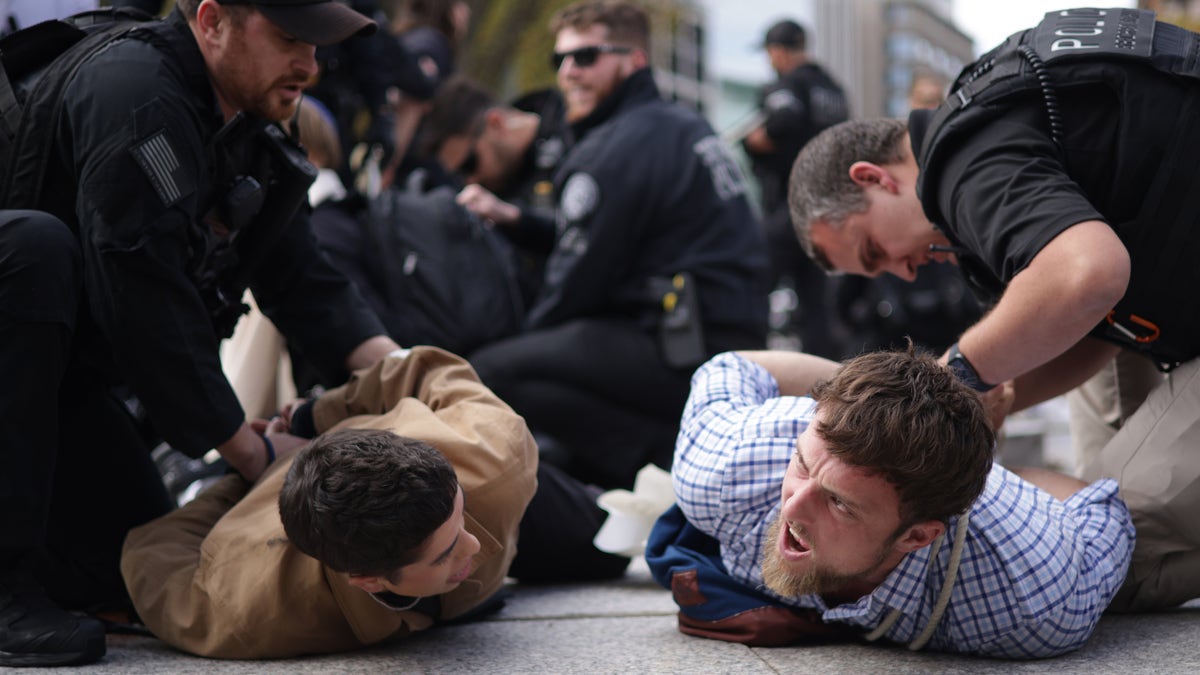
[{"x1": 1077, "y1": 355, "x2": 1200, "y2": 612}]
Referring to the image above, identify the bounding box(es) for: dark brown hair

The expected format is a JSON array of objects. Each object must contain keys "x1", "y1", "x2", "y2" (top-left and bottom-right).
[
  {"x1": 550, "y1": 0, "x2": 650, "y2": 51},
  {"x1": 279, "y1": 428, "x2": 458, "y2": 577},
  {"x1": 418, "y1": 75, "x2": 494, "y2": 159},
  {"x1": 810, "y1": 345, "x2": 994, "y2": 526}
]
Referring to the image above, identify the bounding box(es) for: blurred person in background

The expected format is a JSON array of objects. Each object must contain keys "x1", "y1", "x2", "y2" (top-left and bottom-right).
[
  {"x1": 742, "y1": 18, "x2": 848, "y2": 359},
  {"x1": 466, "y1": 0, "x2": 770, "y2": 491},
  {"x1": 422, "y1": 76, "x2": 568, "y2": 307},
  {"x1": 906, "y1": 69, "x2": 947, "y2": 111}
]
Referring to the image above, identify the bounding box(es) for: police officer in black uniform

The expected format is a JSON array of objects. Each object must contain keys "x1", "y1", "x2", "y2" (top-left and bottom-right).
[
  {"x1": 467, "y1": 1, "x2": 769, "y2": 491},
  {"x1": 0, "y1": 1, "x2": 400, "y2": 666},
  {"x1": 789, "y1": 7, "x2": 1200, "y2": 614},
  {"x1": 298, "y1": 77, "x2": 634, "y2": 584},
  {"x1": 742, "y1": 19, "x2": 848, "y2": 358}
]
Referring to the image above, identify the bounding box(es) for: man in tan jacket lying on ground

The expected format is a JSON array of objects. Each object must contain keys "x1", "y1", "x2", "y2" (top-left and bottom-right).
[{"x1": 120, "y1": 347, "x2": 537, "y2": 658}]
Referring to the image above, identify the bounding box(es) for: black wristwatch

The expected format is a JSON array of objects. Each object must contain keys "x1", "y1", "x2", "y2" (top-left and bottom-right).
[{"x1": 946, "y1": 342, "x2": 996, "y2": 392}]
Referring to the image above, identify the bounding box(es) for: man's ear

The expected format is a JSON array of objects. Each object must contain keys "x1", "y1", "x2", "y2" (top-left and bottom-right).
[
  {"x1": 894, "y1": 520, "x2": 945, "y2": 553},
  {"x1": 346, "y1": 574, "x2": 387, "y2": 594},
  {"x1": 630, "y1": 48, "x2": 649, "y2": 70},
  {"x1": 194, "y1": 0, "x2": 227, "y2": 43},
  {"x1": 848, "y1": 161, "x2": 899, "y2": 193}
]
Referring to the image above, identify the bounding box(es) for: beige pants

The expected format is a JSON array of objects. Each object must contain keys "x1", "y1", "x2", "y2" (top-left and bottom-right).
[
  {"x1": 1067, "y1": 351, "x2": 1164, "y2": 471},
  {"x1": 1077, "y1": 354, "x2": 1200, "y2": 611}
]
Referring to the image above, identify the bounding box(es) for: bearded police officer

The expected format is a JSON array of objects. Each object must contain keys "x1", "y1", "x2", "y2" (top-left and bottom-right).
[
  {"x1": 468, "y1": 0, "x2": 769, "y2": 491},
  {"x1": 788, "y1": 7, "x2": 1200, "y2": 612},
  {"x1": 0, "y1": 1, "x2": 401, "y2": 666}
]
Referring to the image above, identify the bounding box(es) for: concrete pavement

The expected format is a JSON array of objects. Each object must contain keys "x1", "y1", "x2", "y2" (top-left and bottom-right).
[{"x1": 67, "y1": 557, "x2": 1199, "y2": 674}]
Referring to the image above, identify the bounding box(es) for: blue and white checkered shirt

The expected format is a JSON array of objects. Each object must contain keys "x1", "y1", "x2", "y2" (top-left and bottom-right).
[{"x1": 673, "y1": 353, "x2": 1135, "y2": 658}]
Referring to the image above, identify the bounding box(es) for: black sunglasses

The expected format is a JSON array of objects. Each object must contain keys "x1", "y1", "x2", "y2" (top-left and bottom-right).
[{"x1": 551, "y1": 44, "x2": 632, "y2": 69}]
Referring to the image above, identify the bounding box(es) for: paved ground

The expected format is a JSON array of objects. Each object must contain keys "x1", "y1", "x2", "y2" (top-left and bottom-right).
[{"x1": 65, "y1": 556, "x2": 1199, "y2": 674}]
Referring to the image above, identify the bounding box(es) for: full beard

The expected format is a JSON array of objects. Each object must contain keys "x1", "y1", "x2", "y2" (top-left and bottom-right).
[
  {"x1": 760, "y1": 512, "x2": 892, "y2": 598},
  {"x1": 250, "y1": 87, "x2": 303, "y2": 124}
]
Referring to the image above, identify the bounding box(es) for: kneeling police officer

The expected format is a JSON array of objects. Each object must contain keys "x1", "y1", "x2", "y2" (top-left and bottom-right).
[
  {"x1": 0, "y1": 1, "x2": 400, "y2": 666},
  {"x1": 788, "y1": 6, "x2": 1200, "y2": 614}
]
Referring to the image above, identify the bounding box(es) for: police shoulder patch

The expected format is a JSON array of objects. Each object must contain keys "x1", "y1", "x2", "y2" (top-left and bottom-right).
[
  {"x1": 129, "y1": 129, "x2": 190, "y2": 207},
  {"x1": 764, "y1": 88, "x2": 800, "y2": 113},
  {"x1": 560, "y1": 172, "x2": 600, "y2": 222}
]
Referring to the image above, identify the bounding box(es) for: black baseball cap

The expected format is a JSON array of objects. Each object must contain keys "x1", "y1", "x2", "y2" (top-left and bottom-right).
[
  {"x1": 762, "y1": 19, "x2": 806, "y2": 49},
  {"x1": 217, "y1": 0, "x2": 377, "y2": 46}
]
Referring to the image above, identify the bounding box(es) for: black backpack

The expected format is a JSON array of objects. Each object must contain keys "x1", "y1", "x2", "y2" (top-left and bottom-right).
[
  {"x1": 360, "y1": 186, "x2": 525, "y2": 355},
  {"x1": 293, "y1": 186, "x2": 525, "y2": 391},
  {"x1": 0, "y1": 8, "x2": 159, "y2": 204}
]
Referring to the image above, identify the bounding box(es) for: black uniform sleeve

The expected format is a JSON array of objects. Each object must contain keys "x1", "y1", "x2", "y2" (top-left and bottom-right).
[
  {"x1": 65, "y1": 41, "x2": 244, "y2": 456},
  {"x1": 501, "y1": 207, "x2": 557, "y2": 255},
  {"x1": 932, "y1": 104, "x2": 1105, "y2": 282},
  {"x1": 760, "y1": 79, "x2": 809, "y2": 145}
]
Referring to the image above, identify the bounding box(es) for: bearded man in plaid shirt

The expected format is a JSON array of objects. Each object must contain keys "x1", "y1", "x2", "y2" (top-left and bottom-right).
[{"x1": 651, "y1": 347, "x2": 1133, "y2": 658}]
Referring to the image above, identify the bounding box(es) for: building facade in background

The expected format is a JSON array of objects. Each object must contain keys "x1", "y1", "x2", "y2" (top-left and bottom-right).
[
  {"x1": 712, "y1": 0, "x2": 973, "y2": 138},
  {"x1": 812, "y1": 0, "x2": 973, "y2": 119},
  {"x1": 648, "y1": 0, "x2": 709, "y2": 113}
]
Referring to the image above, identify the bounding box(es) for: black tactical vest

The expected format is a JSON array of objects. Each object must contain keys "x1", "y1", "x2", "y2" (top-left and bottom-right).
[{"x1": 916, "y1": 7, "x2": 1200, "y2": 370}]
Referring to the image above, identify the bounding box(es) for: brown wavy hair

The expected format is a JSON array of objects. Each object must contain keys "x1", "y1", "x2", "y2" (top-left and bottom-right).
[
  {"x1": 550, "y1": 0, "x2": 650, "y2": 51},
  {"x1": 810, "y1": 344, "x2": 994, "y2": 527}
]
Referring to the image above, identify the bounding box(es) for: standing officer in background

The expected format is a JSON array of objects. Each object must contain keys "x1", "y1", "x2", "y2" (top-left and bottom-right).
[
  {"x1": 742, "y1": 19, "x2": 848, "y2": 358},
  {"x1": 0, "y1": 0, "x2": 399, "y2": 666},
  {"x1": 469, "y1": 0, "x2": 769, "y2": 491},
  {"x1": 788, "y1": 7, "x2": 1200, "y2": 614}
]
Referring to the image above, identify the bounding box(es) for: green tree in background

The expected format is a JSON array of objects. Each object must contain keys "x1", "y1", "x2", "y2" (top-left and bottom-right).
[
  {"x1": 460, "y1": 0, "x2": 700, "y2": 100},
  {"x1": 461, "y1": 0, "x2": 575, "y2": 96}
]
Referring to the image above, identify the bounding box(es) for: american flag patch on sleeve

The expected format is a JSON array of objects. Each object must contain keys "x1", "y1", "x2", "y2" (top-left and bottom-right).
[{"x1": 129, "y1": 129, "x2": 189, "y2": 207}]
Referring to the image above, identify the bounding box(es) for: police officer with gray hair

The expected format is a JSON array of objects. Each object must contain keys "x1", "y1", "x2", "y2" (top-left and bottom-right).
[{"x1": 788, "y1": 7, "x2": 1200, "y2": 613}]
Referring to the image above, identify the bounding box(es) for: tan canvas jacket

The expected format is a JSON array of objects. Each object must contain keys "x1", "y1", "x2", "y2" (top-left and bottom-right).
[{"x1": 121, "y1": 347, "x2": 537, "y2": 658}]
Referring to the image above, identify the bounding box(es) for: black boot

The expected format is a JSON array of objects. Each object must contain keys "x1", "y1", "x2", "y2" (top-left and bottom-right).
[{"x1": 0, "y1": 570, "x2": 106, "y2": 667}]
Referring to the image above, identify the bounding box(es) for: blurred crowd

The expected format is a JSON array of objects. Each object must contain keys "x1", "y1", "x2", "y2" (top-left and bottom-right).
[{"x1": 155, "y1": 0, "x2": 982, "y2": 489}]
